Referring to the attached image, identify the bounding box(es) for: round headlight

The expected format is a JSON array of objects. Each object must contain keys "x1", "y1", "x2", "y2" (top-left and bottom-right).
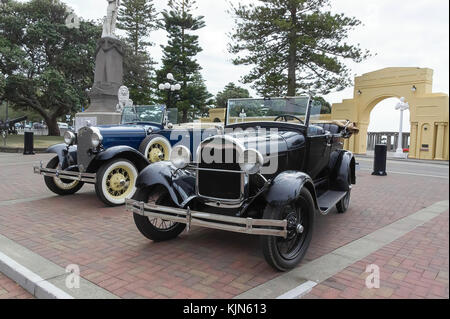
[
  {"x1": 91, "y1": 132, "x2": 103, "y2": 148},
  {"x1": 64, "y1": 131, "x2": 76, "y2": 146},
  {"x1": 239, "y1": 149, "x2": 264, "y2": 175},
  {"x1": 170, "y1": 145, "x2": 191, "y2": 169}
]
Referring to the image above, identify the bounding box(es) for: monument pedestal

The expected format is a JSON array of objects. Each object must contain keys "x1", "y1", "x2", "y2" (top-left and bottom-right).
[
  {"x1": 75, "y1": 36, "x2": 124, "y2": 131},
  {"x1": 75, "y1": 112, "x2": 122, "y2": 131}
]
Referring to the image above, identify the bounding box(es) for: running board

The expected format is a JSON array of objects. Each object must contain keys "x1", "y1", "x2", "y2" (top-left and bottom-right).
[{"x1": 317, "y1": 190, "x2": 348, "y2": 215}]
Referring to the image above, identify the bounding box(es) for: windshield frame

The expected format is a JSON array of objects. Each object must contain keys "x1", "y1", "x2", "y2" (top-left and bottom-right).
[
  {"x1": 121, "y1": 105, "x2": 167, "y2": 125},
  {"x1": 225, "y1": 96, "x2": 313, "y2": 127}
]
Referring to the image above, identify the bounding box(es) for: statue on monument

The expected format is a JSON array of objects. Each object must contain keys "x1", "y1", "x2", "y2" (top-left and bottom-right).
[
  {"x1": 102, "y1": 0, "x2": 121, "y2": 38},
  {"x1": 75, "y1": 0, "x2": 124, "y2": 126},
  {"x1": 116, "y1": 86, "x2": 133, "y2": 113}
]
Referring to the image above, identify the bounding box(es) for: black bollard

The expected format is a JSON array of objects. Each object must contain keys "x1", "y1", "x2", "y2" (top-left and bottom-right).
[
  {"x1": 372, "y1": 144, "x2": 387, "y2": 176},
  {"x1": 23, "y1": 131, "x2": 35, "y2": 155}
]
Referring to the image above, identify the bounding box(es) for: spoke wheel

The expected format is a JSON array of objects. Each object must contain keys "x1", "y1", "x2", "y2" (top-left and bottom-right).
[
  {"x1": 133, "y1": 186, "x2": 186, "y2": 242},
  {"x1": 275, "y1": 204, "x2": 309, "y2": 261},
  {"x1": 95, "y1": 159, "x2": 138, "y2": 206},
  {"x1": 261, "y1": 188, "x2": 315, "y2": 271},
  {"x1": 139, "y1": 135, "x2": 172, "y2": 164},
  {"x1": 44, "y1": 156, "x2": 84, "y2": 196}
]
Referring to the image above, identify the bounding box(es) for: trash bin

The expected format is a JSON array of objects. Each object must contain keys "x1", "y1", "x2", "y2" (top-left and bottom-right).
[
  {"x1": 372, "y1": 144, "x2": 387, "y2": 176},
  {"x1": 23, "y1": 131, "x2": 35, "y2": 155}
]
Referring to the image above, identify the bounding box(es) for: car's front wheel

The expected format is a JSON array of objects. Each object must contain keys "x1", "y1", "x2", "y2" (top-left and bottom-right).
[
  {"x1": 95, "y1": 158, "x2": 138, "y2": 207},
  {"x1": 44, "y1": 156, "x2": 84, "y2": 196},
  {"x1": 261, "y1": 188, "x2": 315, "y2": 272},
  {"x1": 133, "y1": 186, "x2": 186, "y2": 242}
]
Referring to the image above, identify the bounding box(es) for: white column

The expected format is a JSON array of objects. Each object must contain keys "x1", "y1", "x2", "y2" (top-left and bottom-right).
[{"x1": 395, "y1": 98, "x2": 409, "y2": 158}]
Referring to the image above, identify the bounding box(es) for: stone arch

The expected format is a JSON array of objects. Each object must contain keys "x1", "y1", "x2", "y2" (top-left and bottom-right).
[{"x1": 331, "y1": 67, "x2": 449, "y2": 160}]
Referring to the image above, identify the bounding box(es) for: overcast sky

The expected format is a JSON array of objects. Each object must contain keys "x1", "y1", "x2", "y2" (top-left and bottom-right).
[{"x1": 20, "y1": 0, "x2": 450, "y2": 132}]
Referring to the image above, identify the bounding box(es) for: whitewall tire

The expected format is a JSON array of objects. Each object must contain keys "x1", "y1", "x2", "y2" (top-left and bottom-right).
[{"x1": 95, "y1": 159, "x2": 138, "y2": 207}]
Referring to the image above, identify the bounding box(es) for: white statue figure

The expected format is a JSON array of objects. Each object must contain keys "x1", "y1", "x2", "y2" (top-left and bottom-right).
[
  {"x1": 102, "y1": 0, "x2": 121, "y2": 38},
  {"x1": 116, "y1": 85, "x2": 132, "y2": 113}
]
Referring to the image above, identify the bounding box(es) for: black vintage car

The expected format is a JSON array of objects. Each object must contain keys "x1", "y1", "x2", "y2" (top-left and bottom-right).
[{"x1": 126, "y1": 97, "x2": 357, "y2": 271}]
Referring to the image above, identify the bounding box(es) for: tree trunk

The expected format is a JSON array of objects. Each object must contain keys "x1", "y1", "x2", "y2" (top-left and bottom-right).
[
  {"x1": 287, "y1": 6, "x2": 297, "y2": 96},
  {"x1": 182, "y1": 110, "x2": 188, "y2": 124},
  {"x1": 46, "y1": 117, "x2": 60, "y2": 136}
]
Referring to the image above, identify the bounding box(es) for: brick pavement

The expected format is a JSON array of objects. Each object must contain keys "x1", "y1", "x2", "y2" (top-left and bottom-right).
[
  {"x1": 302, "y1": 211, "x2": 449, "y2": 299},
  {"x1": 0, "y1": 153, "x2": 448, "y2": 299},
  {"x1": 0, "y1": 272, "x2": 33, "y2": 299}
]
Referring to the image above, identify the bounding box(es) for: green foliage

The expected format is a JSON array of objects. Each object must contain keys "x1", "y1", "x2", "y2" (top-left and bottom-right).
[
  {"x1": 0, "y1": 0, "x2": 101, "y2": 135},
  {"x1": 118, "y1": 0, "x2": 158, "y2": 105},
  {"x1": 157, "y1": 0, "x2": 212, "y2": 123},
  {"x1": 229, "y1": 0, "x2": 371, "y2": 96},
  {"x1": 313, "y1": 96, "x2": 331, "y2": 114},
  {"x1": 118, "y1": 0, "x2": 157, "y2": 55},
  {"x1": 215, "y1": 83, "x2": 251, "y2": 108},
  {"x1": 122, "y1": 46, "x2": 155, "y2": 105}
]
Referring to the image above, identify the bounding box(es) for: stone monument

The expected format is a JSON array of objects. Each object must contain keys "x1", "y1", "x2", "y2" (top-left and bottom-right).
[{"x1": 75, "y1": 0, "x2": 124, "y2": 131}]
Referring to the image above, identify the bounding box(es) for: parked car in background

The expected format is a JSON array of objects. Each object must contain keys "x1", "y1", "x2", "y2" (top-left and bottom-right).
[
  {"x1": 34, "y1": 105, "x2": 220, "y2": 206},
  {"x1": 33, "y1": 122, "x2": 46, "y2": 130},
  {"x1": 126, "y1": 97, "x2": 358, "y2": 271},
  {"x1": 57, "y1": 122, "x2": 69, "y2": 130}
]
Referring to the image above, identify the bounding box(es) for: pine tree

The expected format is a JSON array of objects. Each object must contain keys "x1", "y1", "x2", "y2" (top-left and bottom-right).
[
  {"x1": 157, "y1": 0, "x2": 212, "y2": 123},
  {"x1": 229, "y1": 0, "x2": 371, "y2": 97},
  {"x1": 118, "y1": 0, "x2": 157, "y2": 104},
  {"x1": 117, "y1": 0, "x2": 157, "y2": 55},
  {"x1": 215, "y1": 83, "x2": 251, "y2": 108}
]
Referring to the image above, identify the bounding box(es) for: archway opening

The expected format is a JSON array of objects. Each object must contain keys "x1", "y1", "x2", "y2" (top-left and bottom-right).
[{"x1": 367, "y1": 97, "x2": 411, "y2": 154}]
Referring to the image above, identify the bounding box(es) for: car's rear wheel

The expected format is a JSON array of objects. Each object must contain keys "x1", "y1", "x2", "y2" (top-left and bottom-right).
[
  {"x1": 139, "y1": 135, "x2": 172, "y2": 164},
  {"x1": 44, "y1": 156, "x2": 84, "y2": 196},
  {"x1": 133, "y1": 186, "x2": 186, "y2": 242},
  {"x1": 337, "y1": 167, "x2": 352, "y2": 214},
  {"x1": 95, "y1": 158, "x2": 138, "y2": 207},
  {"x1": 261, "y1": 188, "x2": 315, "y2": 272}
]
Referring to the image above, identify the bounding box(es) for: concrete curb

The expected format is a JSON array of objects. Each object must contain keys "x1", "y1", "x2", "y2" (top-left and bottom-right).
[
  {"x1": 0, "y1": 252, "x2": 73, "y2": 299},
  {"x1": 0, "y1": 234, "x2": 119, "y2": 299}
]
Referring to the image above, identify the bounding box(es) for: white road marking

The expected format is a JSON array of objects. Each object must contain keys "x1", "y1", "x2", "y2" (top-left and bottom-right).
[
  {"x1": 276, "y1": 280, "x2": 317, "y2": 299},
  {"x1": 359, "y1": 168, "x2": 448, "y2": 179}
]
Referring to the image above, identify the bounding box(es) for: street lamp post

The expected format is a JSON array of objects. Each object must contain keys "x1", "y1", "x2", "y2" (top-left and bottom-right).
[
  {"x1": 394, "y1": 97, "x2": 410, "y2": 158},
  {"x1": 158, "y1": 73, "x2": 181, "y2": 108}
]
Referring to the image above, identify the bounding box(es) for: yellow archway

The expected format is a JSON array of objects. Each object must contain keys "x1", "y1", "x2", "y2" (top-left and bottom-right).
[{"x1": 332, "y1": 67, "x2": 449, "y2": 160}]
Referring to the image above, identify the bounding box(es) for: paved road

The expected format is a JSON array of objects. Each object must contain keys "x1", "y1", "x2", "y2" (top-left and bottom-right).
[
  {"x1": 356, "y1": 157, "x2": 449, "y2": 179},
  {"x1": 0, "y1": 153, "x2": 448, "y2": 299}
]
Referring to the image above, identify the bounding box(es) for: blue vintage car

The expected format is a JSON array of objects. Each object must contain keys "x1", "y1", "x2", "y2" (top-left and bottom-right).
[{"x1": 33, "y1": 105, "x2": 220, "y2": 206}]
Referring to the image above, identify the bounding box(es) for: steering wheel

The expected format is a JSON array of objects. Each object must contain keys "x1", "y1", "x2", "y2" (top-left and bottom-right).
[{"x1": 274, "y1": 114, "x2": 304, "y2": 124}]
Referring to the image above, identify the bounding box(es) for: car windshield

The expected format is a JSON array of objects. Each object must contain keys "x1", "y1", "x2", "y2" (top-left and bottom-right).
[
  {"x1": 226, "y1": 97, "x2": 321, "y2": 125},
  {"x1": 121, "y1": 105, "x2": 166, "y2": 125}
]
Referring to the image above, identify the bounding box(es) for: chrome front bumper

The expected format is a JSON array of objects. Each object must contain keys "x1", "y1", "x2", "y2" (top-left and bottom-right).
[
  {"x1": 33, "y1": 162, "x2": 96, "y2": 184},
  {"x1": 125, "y1": 199, "x2": 288, "y2": 238}
]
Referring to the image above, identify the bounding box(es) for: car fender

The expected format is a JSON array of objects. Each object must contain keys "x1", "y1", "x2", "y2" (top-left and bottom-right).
[
  {"x1": 331, "y1": 150, "x2": 356, "y2": 191},
  {"x1": 135, "y1": 161, "x2": 196, "y2": 208},
  {"x1": 46, "y1": 144, "x2": 77, "y2": 169},
  {"x1": 264, "y1": 171, "x2": 319, "y2": 211},
  {"x1": 87, "y1": 146, "x2": 149, "y2": 173}
]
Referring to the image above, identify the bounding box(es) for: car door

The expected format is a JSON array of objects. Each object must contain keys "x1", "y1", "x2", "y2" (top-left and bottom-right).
[{"x1": 306, "y1": 131, "x2": 332, "y2": 180}]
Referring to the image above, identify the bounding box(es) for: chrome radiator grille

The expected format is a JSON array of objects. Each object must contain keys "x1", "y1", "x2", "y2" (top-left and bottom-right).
[
  {"x1": 197, "y1": 139, "x2": 242, "y2": 200},
  {"x1": 77, "y1": 127, "x2": 95, "y2": 171}
]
